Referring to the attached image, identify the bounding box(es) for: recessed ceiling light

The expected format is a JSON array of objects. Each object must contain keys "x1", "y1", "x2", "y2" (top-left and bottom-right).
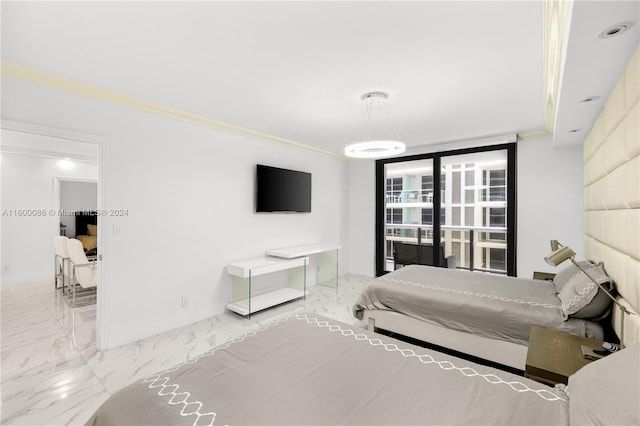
[
  {"x1": 597, "y1": 22, "x2": 634, "y2": 39},
  {"x1": 578, "y1": 96, "x2": 600, "y2": 103},
  {"x1": 568, "y1": 129, "x2": 582, "y2": 133}
]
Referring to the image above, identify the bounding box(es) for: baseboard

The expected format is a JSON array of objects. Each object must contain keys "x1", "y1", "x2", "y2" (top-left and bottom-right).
[{"x1": 105, "y1": 303, "x2": 227, "y2": 350}]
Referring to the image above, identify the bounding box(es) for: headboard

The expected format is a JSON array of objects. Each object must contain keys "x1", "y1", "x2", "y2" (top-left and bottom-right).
[
  {"x1": 584, "y1": 48, "x2": 640, "y2": 346},
  {"x1": 75, "y1": 211, "x2": 97, "y2": 236}
]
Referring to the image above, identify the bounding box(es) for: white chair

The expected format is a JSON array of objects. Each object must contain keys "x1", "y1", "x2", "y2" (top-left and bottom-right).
[
  {"x1": 53, "y1": 236, "x2": 70, "y2": 291},
  {"x1": 66, "y1": 238, "x2": 97, "y2": 307}
]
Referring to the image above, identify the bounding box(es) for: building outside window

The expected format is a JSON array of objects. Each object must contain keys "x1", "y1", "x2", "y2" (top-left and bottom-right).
[
  {"x1": 421, "y1": 208, "x2": 433, "y2": 225},
  {"x1": 386, "y1": 177, "x2": 403, "y2": 203},
  {"x1": 386, "y1": 208, "x2": 403, "y2": 224},
  {"x1": 483, "y1": 169, "x2": 506, "y2": 202},
  {"x1": 483, "y1": 247, "x2": 507, "y2": 271},
  {"x1": 382, "y1": 148, "x2": 511, "y2": 275},
  {"x1": 421, "y1": 175, "x2": 433, "y2": 202}
]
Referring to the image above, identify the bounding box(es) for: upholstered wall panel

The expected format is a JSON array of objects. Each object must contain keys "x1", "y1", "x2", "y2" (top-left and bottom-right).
[
  {"x1": 584, "y1": 114, "x2": 604, "y2": 162},
  {"x1": 629, "y1": 156, "x2": 640, "y2": 208},
  {"x1": 625, "y1": 51, "x2": 640, "y2": 108},
  {"x1": 603, "y1": 77, "x2": 627, "y2": 135},
  {"x1": 584, "y1": 47, "x2": 640, "y2": 346}
]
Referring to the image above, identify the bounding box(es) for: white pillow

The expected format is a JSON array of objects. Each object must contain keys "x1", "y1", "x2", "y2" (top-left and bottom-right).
[
  {"x1": 553, "y1": 260, "x2": 592, "y2": 293},
  {"x1": 568, "y1": 343, "x2": 640, "y2": 425},
  {"x1": 558, "y1": 263, "x2": 612, "y2": 320}
]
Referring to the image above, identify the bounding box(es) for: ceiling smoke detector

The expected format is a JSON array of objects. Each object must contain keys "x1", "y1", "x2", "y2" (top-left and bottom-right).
[
  {"x1": 597, "y1": 22, "x2": 634, "y2": 39},
  {"x1": 578, "y1": 96, "x2": 600, "y2": 103}
]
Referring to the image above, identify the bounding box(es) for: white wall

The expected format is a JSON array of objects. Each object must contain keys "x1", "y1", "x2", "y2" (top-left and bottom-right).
[
  {"x1": 346, "y1": 137, "x2": 584, "y2": 279},
  {"x1": 2, "y1": 78, "x2": 349, "y2": 349},
  {"x1": 1, "y1": 145, "x2": 98, "y2": 283},
  {"x1": 517, "y1": 137, "x2": 584, "y2": 277},
  {"x1": 2, "y1": 77, "x2": 583, "y2": 348},
  {"x1": 60, "y1": 181, "x2": 98, "y2": 237},
  {"x1": 348, "y1": 159, "x2": 376, "y2": 276}
]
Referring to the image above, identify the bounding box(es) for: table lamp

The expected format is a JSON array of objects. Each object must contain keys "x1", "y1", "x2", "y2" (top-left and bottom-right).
[{"x1": 545, "y1": 240, "x2": 635, "y2": 348}]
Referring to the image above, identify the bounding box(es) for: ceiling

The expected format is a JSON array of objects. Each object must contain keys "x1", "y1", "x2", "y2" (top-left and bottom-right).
[{"x1": 1, "y1": 1, "x2": 638, "y2": 157}]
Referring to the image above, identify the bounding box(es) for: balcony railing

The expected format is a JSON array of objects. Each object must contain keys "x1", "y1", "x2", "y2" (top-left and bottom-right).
[
  {"x1": 387, "y1": 190, "x2": 508, "y2": 205},
  {"x1": 386, "y1": 190, "x2": 434, "y2": 204},
  {"x1": 385, "y1": 224, "x2": 508, "y2": 274}
]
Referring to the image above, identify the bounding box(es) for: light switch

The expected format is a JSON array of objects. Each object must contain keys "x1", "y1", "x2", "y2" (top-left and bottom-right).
[{"x1": 113, "y1": 224, "x2": 121, "y2": 235}]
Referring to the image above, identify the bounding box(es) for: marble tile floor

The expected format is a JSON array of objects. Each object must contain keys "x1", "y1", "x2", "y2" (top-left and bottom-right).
[{"x1": 1, "y1": 274, "x2": 372, "y2": 425}]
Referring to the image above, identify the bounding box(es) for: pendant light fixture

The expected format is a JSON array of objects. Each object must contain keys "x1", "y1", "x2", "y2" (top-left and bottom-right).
[{"x1": 344, "y1": 92, "x2": 406, "y2": 159}]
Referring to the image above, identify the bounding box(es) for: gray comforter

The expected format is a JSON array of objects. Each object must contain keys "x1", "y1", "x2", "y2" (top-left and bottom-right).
[
  {"x1": 86, "y1": 313, "x2": 569, "y2": 425},
  {"x1": 353, "y1": 265, "x2": 603, "y2": 345}
]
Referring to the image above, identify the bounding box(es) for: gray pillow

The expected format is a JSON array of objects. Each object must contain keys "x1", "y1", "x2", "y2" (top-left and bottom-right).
[
  {"x1": 568, "y1": 343, "x2": 640, "y2": 426},
  {"x1": 553, "y1": 260, "x2": 592, "y2": 293},
  {"x1": 571, "y1": 279, "x2": 615, "y2": 319},
  {"x1": 558, "y1": 262, "x2": 613, "y2": 320}
]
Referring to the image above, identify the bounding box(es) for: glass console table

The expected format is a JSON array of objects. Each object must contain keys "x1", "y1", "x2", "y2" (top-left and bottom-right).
[
  {"x1": 266, "y1": 243, "x2": 341, "y2": 289},
  {"x1": 226, "y1": 256, "x2": 308, "y2": 318}
]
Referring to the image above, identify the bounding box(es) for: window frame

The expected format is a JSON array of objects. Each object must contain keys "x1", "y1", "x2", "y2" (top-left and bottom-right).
[{"x1": 375, "y1": 143, "x2": 517, "y2": 277}]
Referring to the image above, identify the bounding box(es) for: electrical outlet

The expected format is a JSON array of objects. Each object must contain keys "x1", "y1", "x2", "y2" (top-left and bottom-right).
[{"x1": 181, "y1": 296, "x2": 190, "y2": 308}]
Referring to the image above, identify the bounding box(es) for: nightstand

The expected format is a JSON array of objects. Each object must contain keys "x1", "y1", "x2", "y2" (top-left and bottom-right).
[
  {"x1": 532, "y1": 271, "x2": 556, "y2": 282},
  {"x1": 525, "y1": 326, "x2": 604, "y2": 386}
]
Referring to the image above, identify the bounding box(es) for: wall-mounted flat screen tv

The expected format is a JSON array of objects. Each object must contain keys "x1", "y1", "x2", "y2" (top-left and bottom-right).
[{"x1": 256, "y1": 164, "x2": 312, "y2": 213}]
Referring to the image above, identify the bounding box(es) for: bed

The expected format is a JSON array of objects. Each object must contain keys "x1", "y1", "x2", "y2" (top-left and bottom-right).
[
  {"x1": 353, "y1": 263, "x2": 615, "y2": 369},
  {"x1": 85, "y1": 313, "x2": 639, "y2": 425},
  {"x1": 74, "y1": 211, "x2": 98, "y2": 252}
]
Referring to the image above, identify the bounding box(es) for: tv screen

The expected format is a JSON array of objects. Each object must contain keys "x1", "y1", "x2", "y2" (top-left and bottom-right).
[{"x1": 256, "y1": 164, "x2": 311, "y2": 213}]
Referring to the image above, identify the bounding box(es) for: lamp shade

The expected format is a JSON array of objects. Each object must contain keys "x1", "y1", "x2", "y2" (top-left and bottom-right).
[{"x1": 544, "y1": 246, "x2": 576, "y2": 266}]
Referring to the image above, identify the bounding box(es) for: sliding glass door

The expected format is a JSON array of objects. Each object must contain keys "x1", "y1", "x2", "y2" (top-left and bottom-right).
[
  {"x1": 376, "y1": 143, "x2": 516, "y2": 276},
  {"x1": 383, "y1": 159, "x2": 435, "y2": 272},
  {"x1": 439, "y1": 150, "x2": 509, "y2": 274}
]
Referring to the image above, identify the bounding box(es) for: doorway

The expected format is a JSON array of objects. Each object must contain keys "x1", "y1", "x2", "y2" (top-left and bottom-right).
[
  {"x1": 1, "y1": 120, "x2": 104, "y2": 350},
  {"x1": 56, "y1": 180, "x2": 98, "y2": 240}
]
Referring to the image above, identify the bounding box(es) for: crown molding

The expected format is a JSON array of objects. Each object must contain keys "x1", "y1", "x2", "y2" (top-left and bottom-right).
[
  {"x1": 518, "y1": 129, "x2": 553, "y2": 141},
  {"x1": 1, "y1": 61, "x2": 345, "y2": 160},
  {"x1": 542, "y1": 0, "x2": 572, "y2": 140}
]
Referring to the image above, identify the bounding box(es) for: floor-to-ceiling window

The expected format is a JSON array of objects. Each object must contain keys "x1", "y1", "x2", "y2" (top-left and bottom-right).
[
  {"x1": 376, "y1": 143, "x2": 516, "y2": 276},
  {"x1": 383, "y1": 159, "x2": 434, "y2": 265}
]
